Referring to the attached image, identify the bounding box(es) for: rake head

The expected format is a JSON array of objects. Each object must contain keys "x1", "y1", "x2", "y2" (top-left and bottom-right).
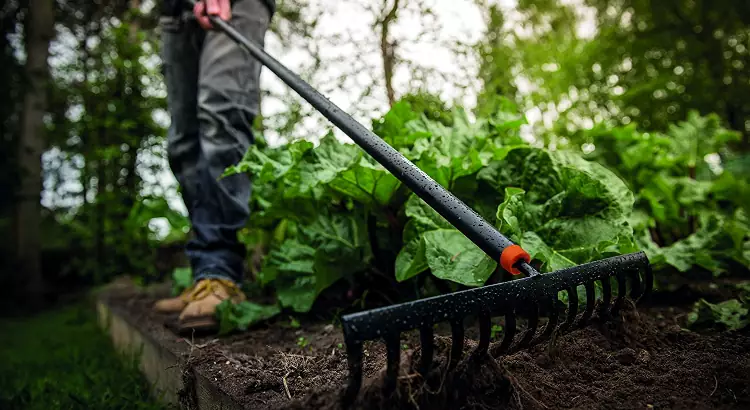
[{"x1": 339, "y1": 251, "x2": 652, "y2": 406}]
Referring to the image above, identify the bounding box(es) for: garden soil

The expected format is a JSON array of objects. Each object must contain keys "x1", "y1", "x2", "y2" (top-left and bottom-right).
[{"x1": 101, "y1": 279, "x2": 750, "y2": 410}]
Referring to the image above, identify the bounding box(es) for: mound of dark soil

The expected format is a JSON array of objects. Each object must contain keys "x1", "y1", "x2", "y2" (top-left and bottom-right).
[{"x1": 100, "y1": 282, "x2": 750, "y2": 410}]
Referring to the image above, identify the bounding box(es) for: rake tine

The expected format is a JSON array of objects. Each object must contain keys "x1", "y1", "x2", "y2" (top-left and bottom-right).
[
  {"x1": 629, "y1": 266, "x2": 643, "y2": 299},
  {"x1": 516, "y1": 303, "x2": 539, "y2": 349},
  {"x1": 342, "y1": 340, "x2": 363, "y2": 408},
  {"x1": 611, "y1": 272, "x2": 628, "y2": 315},
  {"x1": 473, "y1": 313, "x2": 492, "y2": 359},
  {"x1": 384, "y1": 332, "x2": 401, "y2": 393},
  {"x1": 598, "y1": 278, "x2": 613, "y2": 318},
  {"x1": 494, "y1": 311, "x2": 516, "y2": 355},
  {"x1": 448, "y1": 319, "x2": 464, "y2": 371},
  {"x1": 643, "y1": 264, "x2": 654, "y2": 300},
  {"x1": 578, "y1": 282, "x2": 596, "y2": 328},
  {"x1": 560, "y1": 286, "x2": 579, "y2": 332},
  {"x1": 538, "y1": 296, "x2": 559, "y2": 342},
  {"x1": 419, "y1": 323, "x2": 434, "y2": 377}
]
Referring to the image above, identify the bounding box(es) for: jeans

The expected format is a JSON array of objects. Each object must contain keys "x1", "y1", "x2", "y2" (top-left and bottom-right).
[{"x1": 160, "y1": 0, "x2": 271, "y2": 284}]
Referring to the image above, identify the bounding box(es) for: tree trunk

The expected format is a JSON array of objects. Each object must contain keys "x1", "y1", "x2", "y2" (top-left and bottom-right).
[
  {"x1": 379, "y1": 0, "x2": 400, "y2": 107},
  {"x1": 15, "y1": 0, "x2": 55, "y2": 309},
  {"x1": 122, "y1": 0, "x2": 141, "y2": 211}
]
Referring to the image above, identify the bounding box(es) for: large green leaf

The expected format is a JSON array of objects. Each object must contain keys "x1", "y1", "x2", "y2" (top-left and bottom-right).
[
  {"x1": 403, "y1": 194, "x2": 454, "y2": 234},
  {"x1": 258, "y1": 240, "x2": 316, "y2": 286},
  {"x1": 371, "y1": 100, "x2": 430, "y2": 151},
  {"x1": 667, "y1": 111, "x2": 742, "y2": 170},
  {"x1": 223, "y1": 139, "x2": 314, "y2": 183},
  {"x1": 652, "y1": 212, "x2": 750, "y2": 275},
  {"x1": 217, "y1": 301, "x2": 281, "y2": 335},
  {"x1": 486, "y1": 147, "x2": 636, "y2": 272},
  {"x1": 687, "y1": 298, "x2": 748, "y2": 331},
  {"x1": 328, "y1": 157, "x2": 401, "y2": 206},
  {"x1": 276, "y1": 276, "x2": 318, "y2": 313},
  {"x1": 262, "y1": 211, "x2": 371, "y2": 313},
  {"x1": 284, "y1": 134, "x2": 361, "y2": 198},
  {"x1": 395, "y1": 236, "x2": 428, "y2": 282},
  {"x1": 423, "y1": 229, "x2": 497, "y2": 286}
]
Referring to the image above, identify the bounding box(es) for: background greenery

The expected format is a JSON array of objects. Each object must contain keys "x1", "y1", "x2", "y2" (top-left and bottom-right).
[{"x1": 2, "y1": 0, "x2": 749, "y2": 328}]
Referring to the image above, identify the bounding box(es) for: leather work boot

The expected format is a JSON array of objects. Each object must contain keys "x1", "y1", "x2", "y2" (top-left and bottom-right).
[
  {"x1": 176, "y1": 278, "x2": 246, "y2": 333},
  {"x1": 152, "y1": 285, "x2": 196, "y2": 314}
]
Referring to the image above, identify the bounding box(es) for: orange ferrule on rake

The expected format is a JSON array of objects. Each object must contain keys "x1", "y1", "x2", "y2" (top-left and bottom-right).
[{"x1": 500, "y1": 245, "x2": 531, "y2": 275}]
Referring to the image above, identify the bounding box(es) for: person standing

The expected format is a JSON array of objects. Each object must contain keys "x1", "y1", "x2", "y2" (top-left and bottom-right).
[{"x1": 152, "y1": 0, "x2": 275, "y2": 332}]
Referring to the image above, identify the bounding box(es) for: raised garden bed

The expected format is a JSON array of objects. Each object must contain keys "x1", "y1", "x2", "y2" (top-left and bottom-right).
[{"x1": 97, "y1": 279, "x2": 750, "y2": 410}]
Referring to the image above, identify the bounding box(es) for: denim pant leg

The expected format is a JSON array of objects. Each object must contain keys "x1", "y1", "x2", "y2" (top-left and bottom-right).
[
  {"x1": 161, "y1": 16, "x2": 206, "y2": 264},
  {"x1": 189, "y1": 0, "x2": 271, "y2": 284}
]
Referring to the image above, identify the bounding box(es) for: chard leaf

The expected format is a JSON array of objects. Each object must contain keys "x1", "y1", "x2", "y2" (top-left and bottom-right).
[
  {"x1": 277, "y1": 276, "x2": 318, "y2": 313},
  {"x1": 395, "y1": 237, "x2": 428, "y2": 282},
  {"x1": 655, "y1": 213, "x2": 750, "y2": 275},
  {"x1": 687, "y1": 298, "x2": 748, "y2": 331},
  {"x1": 416, "y1": 149, "x2": 485, "y2": 188},
  {"x1": 484, "y1": 147, "x2": 636, "y2": 272},
  {"x1": 371, "y1": 100, "x2": 430, "y2": 150},
  {"x1": 667, "y1": 110, "x2": 742, "y2": 169},
  {"x1": 263, "y1": 211, "x2": 371, "y2": 313},
  {"x1": 223, "y1": 139, "x2": 314, "y2": 183},
  {"x1": 423, "y1": 229, "x2": 497, "y2": 286},
  {"x1": 329, "y1": 157, "x2": 401, "y2": 206},
  {"x1": 217, "y1": 301, "x2": 281, "y2": 335},
  {"x1": 403, "y1": 194, "x2": 453, "y2": 234},
  {"x1": 258, "y1": 240, "x2": 316, "y2": 286},
  {"x1": 284, "y1": 134, "x2": 361, "y2": 198}
]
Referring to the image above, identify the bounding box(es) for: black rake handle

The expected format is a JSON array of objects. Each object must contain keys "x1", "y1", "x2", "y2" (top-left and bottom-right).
[{"x1": 185, "y1": 0, "x2": 539, "y2": 277}]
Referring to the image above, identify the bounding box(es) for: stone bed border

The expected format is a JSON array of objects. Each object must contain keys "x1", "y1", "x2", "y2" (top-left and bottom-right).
[{"x1": 96, "y1": 296, "x2": 246, "y2": 410}]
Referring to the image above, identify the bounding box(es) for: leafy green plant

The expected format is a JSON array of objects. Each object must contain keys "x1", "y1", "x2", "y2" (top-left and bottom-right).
[
  {"x1": 573, "y1": 112, "x2": 750, "y2": 278},
  {"x1": 171, "y1": 267, "x2": 193, "y2": 296},
  {"x1": 222, "y1": 98, "x2": 748, "y2": 328},
  {"x1": 490, "y1": 324, "x2": 504, "y2": 339},
  {"x1": 687, "y1": 299, "x2": 749, "y2": 331},
  {"x1": 224, "y1": 99, "x2": 640, "y2": 316},
  {"x1": 687, "y1": 281, "x2": 750, "y2": 331},
  {"x1": 216, "y1": 300, "x2": 281, "y2": 335},
  {"x1": 221, "y1": 99, "x2": 638, "y2": 319},
  {"x1": 297, "y1": 336, "x2": 309, "y2": 348}
]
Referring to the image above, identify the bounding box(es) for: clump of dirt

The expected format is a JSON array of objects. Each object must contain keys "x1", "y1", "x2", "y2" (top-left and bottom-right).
[{"x1": 100, "y1": 282, "x2": 750, "y2": 410}]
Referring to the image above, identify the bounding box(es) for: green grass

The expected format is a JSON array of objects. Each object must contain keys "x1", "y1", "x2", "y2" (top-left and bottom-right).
[{"x1": 0, "y1": 301, "x2": 169, "y2": 410}]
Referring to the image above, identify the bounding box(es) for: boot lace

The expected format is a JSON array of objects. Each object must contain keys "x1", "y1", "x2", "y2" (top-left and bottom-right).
[{"x1": 181, "y1": 278, "x2": 242, "y2": 302}]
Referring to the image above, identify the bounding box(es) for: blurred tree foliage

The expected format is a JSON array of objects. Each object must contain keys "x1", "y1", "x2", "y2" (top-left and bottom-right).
[
  {"x1": 0, "y1": 0, "x2": 325, "y2": 304},
  {"x1": 476, "y1": 0, "x2": 750, "y2": 290},
  {"x1": 0, "y1": 1, "x2": 24, "y2": 252},
  {"x1": 3, "y1": 0, "x2": 748, "y2": 313},
  {"x1": 45, "y1": 1, "x2": 179, "y2": 283},
  {"x1": 1, "y1": 0, "x2": 190, "y2": 302},
  {"x1": 477, "y1": 0, "x2": 750, "y2": 149}
]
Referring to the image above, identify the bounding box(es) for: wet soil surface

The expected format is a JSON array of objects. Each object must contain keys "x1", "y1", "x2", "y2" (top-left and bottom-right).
[{"x1": 100, "y1": 280, "x2": 750, "y2": 410}]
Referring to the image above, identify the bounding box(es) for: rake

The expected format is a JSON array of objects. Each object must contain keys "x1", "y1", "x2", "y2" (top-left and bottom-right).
[{"x1": 184, "y1": 4, "x2": 653, "y2": 407}]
